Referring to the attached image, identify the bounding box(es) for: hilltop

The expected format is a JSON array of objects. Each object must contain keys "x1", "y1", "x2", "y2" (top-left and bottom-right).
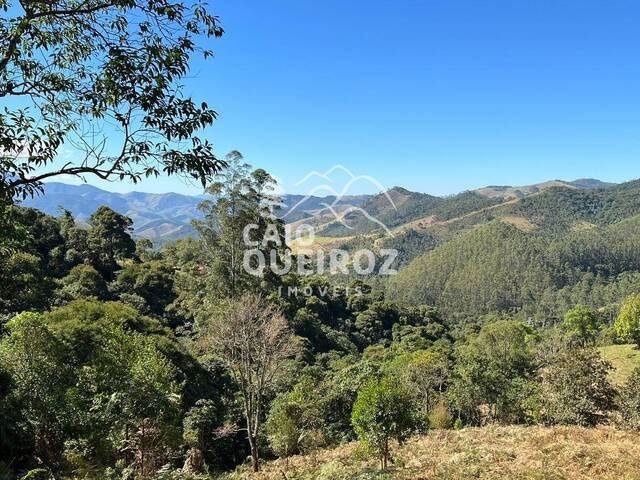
[{"x1": 225, "y1": 425, "x2": 640, "y2": 480}]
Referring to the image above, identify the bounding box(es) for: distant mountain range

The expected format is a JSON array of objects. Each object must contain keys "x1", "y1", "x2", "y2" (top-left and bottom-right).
[
  {"x1": 19, "y1": 178, "x2": 616, "y2": 242},
  {"x1": 19, "y1": 182, "x2": 369, "y2": 242}
]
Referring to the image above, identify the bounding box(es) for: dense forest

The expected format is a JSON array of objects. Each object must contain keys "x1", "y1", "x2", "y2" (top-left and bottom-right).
[
  {"x1": 3, "y1": 161, "x2": 640, "y2": 479},
  {"x1": 3, "y1": 0, "x2": 640, "y2": 478}
]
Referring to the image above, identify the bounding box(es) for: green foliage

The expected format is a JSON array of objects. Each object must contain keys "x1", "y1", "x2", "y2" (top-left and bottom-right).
[
  {"x1": 9, "y1": 171, "x2": 640, "y2": 477},
  {"x1": 449, "y1": 320, "x2": 535, "y2": 425},
  {"x1": 615, "y1": 294, "x2": 640, "y2": 347},
  {"x1": 44, "y1": 299, "x2": 165, "y2": 363},
  {"x1": 541, "y1": 348, "x2": 614, "y2": 427},
  {"x1": 0, "y1": 202, "x2": 27, "y2": 254},
  {"x1": 0, "y1": 251, "x2": 54, "y2": 313},
  {"x1": 87, "y1": 207, "x2": 136, "y2": 279},
  {"x1": 192, "y1": 153, "x2": 286, "y2": 299},
  {"x1": 112, "y1": 260, "x2": 176, "y2": 316},
  {"x1": 265, "y1": 394, "x2": 305, "y2": 458},
  {"x1": 388, "y1": 347, "x2": 451, "y2": 427},
  {"x1": 1, "y1": 0, "x2": 224, "y2": 200},
  {"x1": 382, "y1": 229, "x2": 440, "y2": 268},
  {"x1": 0, "y1": 312, "x2": 73, "y2": 465},
  {"x1": 56, "y1": 264, "x2": 108, "y2": 303},
  {"x1": 389, "y1": 222, "x2": 553, "y2": 318},
  {"x1": 562, "y1": 305, "x2": 599, "y2": 345},
  {"x1": 619, "y1": 367, "x2": 640, "y2": 430},
  {"x1": 351, "y1": 378, "x2": 415, "y2": 469}
]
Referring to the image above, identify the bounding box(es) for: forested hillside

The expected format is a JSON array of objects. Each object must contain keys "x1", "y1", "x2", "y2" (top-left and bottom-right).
[
  {"x1": 387, "y1": 180, "x2": 640, "y2": 321},
  {"x1": 4, "y1": 163, "x2": 640, "y2": 480},
  {"x1": 4, "y1": 0, "x2": 640, "y2": 478}
]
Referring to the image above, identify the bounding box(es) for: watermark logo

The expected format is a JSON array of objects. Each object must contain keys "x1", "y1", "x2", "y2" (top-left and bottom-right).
[{"x1": 242, "y1": 165, "x2": 399, "y2": 278}]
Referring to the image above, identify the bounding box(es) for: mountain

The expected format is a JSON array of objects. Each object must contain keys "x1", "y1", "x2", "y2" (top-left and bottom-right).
[
  {"x1": 18, "y1": 182, "x2": 370, "y2": 242},
  {"x1": 387, "y1": 178, "x2": 640, "y2": 318},
  {"x1": 315, "y1": 179, "x2": 616, "y2": 237},
  {"x1": 18, "y1": 178, "x2": 620, "y2": 244},
  {"x1": 474, "y1": 178, "x2": 615, "y2": 200}
]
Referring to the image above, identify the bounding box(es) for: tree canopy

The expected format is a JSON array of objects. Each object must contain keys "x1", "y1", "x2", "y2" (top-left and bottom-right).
[{"x1": 1, "y1": 0, "x2": 225, "y2": 200}]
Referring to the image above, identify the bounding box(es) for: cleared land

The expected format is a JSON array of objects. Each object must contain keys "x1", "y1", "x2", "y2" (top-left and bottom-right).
[
  {"x1": 599, "y1": 343, "x2": 640, "y2": 385},
  {"x1": 225, "y1": 426, "x2": 640, "y2": 480}
]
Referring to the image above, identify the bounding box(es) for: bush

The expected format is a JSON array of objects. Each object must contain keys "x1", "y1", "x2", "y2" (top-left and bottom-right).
[
  {"x1": 619, "y1": 367, "x2": 640, "y2": 430},
  {"x1": 541, "y1": 348, "x2": 615, "y2": 426},
  {"x1": 428, "y1": 401, "x2": 452, "y2": 429},
  {"x1": 351, "y1": 378, "x2": 415, "y2": 470}
]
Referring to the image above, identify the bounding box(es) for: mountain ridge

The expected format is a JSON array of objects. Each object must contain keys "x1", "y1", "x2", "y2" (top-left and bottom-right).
[{"x1": 19, "y1": 178, "x2": 617, "y2": 242}]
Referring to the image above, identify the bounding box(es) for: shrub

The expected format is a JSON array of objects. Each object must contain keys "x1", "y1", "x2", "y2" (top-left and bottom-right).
[
  {"x1": 619, "y1": 367, "x2": 640, "y2": 430},
  {"x1": 351, "y1": 378, "x2": 415, "y2": 469},
  {"x1": 428, "y1": 400, "x2": 453, "y2": 429},
  {"x1": 541, "y1": 348, "x2": 615, "y2": 426}
]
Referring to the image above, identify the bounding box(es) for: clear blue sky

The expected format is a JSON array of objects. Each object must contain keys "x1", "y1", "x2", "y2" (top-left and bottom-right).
[{"x1": 54, "y1": 0, "x2": 640, "y2": 195}]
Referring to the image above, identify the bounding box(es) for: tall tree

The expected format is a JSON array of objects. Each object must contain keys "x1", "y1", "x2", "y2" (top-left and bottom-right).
[
  {"x1": 87, "y1": 206, "x2": 136, "y2": 278},
  {"x1": 200, "y1": 293, "x2": 299, "y2": 472},
  {"x1": 193, "y1": 152, "x2": 286, "y2": 299},
  {"x1": 0, "y1": 312, "x2": 73, "y2": 465},
  {"x1": 1, "y1": 0, "x2": 225, "y2": 201}
]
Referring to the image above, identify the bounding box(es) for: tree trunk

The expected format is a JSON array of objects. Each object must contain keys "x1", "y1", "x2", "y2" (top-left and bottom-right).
[
  {"x1": 381, "y1": 439, "x2": 389, "y2": 469},
  {"x1": 183, "y1": 447, "x2": 205, "y2": 473},
  {"x1": 249, "y1": 435, "x2": 260, "y2": 472}
]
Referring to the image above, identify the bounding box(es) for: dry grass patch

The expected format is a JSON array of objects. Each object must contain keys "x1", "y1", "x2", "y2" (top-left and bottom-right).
[{"x1": 224, "y1": 426, "x2": 640, "y2": 480}]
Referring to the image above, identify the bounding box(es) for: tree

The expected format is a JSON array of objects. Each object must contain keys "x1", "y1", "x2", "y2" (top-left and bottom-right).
[
  {"x1": 85, "y1": 326, "x2": 181, "y2": 478},
  {"x1": 22, "y1": 299, "x2": 183, "y2": 476},
  {"x1": 182, "y1": 399, "x2": 220, "y2": 473},
  {"x1": 450, "y1": 320, "x2": 534, "y2": 424},
  {"x1": 56, "y1": 264, "x2": 108, "y2": 303},
  {"x1": 0, "y1": 251, "x2": 54, "y2": 313},
  {"x1": 59, "y1": 209, "x2": 90, "y2": 267},
  {"x1": 0, "y1": 202, "x2": 27, "y2": 253},
  {"x1": 193, "y1": 152, "x2": 286, "y2": 299},
  {"x1": 112, "y1": 260, "x2": 176, "y2": 316},
  {"x1": 390, "y1": 347, "x2": 451, "y2": 426},
  {"x1": 541, "y1": 348, "x2": 614, "y2": 427},
  {"x1": 351, "y1": 378, "x2": 415, "y2": 470},
  {"x1": 1, "y1": 0, "x2": 225, "y2": 201},
  {"x1": 265, "y1": 394, "x2": 304, "y2": 458},
  {"x1": 562, "y1": 305, "x2": 598, "y2": 346},
  {"x1": 615, "y1": 294, "x2": 640, "y2": 347},
  {"x1": 199, "y1": 293, "x2": 299, "y2": 472},
  {"x1": 87, "y1": 206, "x2": 136, "y2": 278},
  {"x1": 0, "y1": 312, "x2": 73, "y2": 465},
  {"x1": 43, "y1": 299, "x2": 165, "y2": 364}
]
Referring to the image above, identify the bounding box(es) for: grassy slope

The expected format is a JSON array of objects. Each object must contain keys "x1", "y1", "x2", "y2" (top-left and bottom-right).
[
  {"x1": 599, "y1": 344, "x2": 640, "y2": 385},
  {"x1": 227, "y1": 426, "x2": 640, "y2": 480}
]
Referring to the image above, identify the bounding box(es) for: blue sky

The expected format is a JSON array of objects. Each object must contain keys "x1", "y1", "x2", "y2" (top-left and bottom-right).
[{"x1": 51, "y1": 0, "x2": 640, "y2": 195}]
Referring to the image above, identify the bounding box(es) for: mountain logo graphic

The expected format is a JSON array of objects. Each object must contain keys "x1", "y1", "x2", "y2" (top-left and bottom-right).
[{"x1": 282, "y1": 165, "x2": 397, "y2": 236}]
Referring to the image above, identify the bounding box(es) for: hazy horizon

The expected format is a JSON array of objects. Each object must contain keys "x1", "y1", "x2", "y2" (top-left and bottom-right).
[{"x1": 39, "y1": 174, "x2": 626, "y2": 199}]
